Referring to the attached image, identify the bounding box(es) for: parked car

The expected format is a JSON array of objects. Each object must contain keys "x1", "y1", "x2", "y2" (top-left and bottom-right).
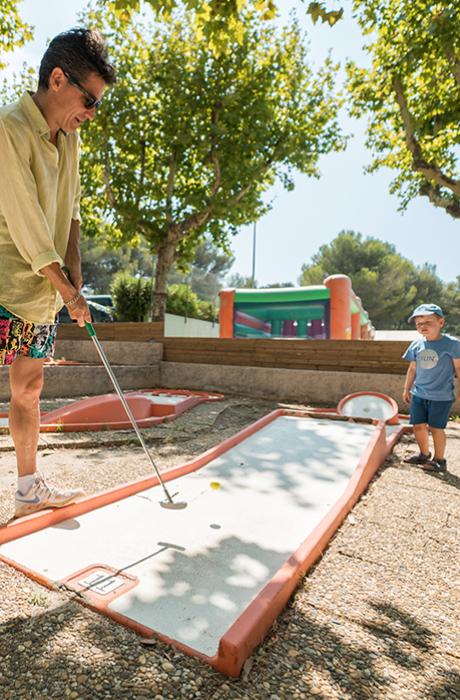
[
  {"x1": 58, "y1": 299, "x2": 115, "y2": 323},
  {"x1": 86, "y1": 294, "x2": 115, "y2": 311}
]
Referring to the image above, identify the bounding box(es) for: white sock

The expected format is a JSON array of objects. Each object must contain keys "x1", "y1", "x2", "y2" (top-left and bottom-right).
[{"x1": 17, "y1": 474, "x2": 36, "y2": 494}]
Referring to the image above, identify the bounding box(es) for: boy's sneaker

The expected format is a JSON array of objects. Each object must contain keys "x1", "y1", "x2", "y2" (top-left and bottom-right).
[
  {"x1": 422, "y1": 458, "x2": 447, "y2": 474},
  {"x1": 15, "y1": 474, "x2": 85, "y2": 518},
  {"x1": 404, "y1": 451, "x2": 431, "y2": 465}
]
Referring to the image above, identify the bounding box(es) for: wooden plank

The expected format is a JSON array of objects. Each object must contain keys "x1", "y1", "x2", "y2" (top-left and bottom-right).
[
  {"x1": 54, "y1": 328, "x2": 408, "y2": 375},
  {"x1": 161, "y1": 339, "x2": 408, "y2": 375},
  {"x1": 57, "y1": 322, "x2": 164, "y2": 341}
]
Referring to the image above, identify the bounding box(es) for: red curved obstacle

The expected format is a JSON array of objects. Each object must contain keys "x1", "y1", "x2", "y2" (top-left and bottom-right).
[
  {"x1": 0, "y1": 389, "x2": 223, "y2": 433},
  {"x1": 337, "y1": 391, "x2": 399, "y2": 425}
]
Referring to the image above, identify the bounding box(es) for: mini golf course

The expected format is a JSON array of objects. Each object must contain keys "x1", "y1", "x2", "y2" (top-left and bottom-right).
[{"x1": 0, "y1": 396, "x2": 409, "y2": 676}]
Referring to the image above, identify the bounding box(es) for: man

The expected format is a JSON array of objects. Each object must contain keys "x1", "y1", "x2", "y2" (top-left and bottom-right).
[{"x1": 0, "y1": 28, "x2": 116, "y2": 518}]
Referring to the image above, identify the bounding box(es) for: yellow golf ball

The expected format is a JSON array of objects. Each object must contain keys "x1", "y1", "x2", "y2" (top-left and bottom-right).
[{"x1": 210, "y1": 481, "x2": 221, "y2": 490}]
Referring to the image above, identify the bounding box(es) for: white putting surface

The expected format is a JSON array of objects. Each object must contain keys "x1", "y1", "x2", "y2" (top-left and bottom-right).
[
  {"x1": 1, "y1": 417, "x2": 377, "y2": 657},
  {"x1": 139, "y1": 393, "x2": 189, "y2": 405}
]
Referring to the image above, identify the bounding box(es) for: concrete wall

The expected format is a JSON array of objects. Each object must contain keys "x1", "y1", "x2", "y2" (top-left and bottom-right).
[
  {"x1": 160, "y1": 361, "x2": 460, "y2": 414},
  {"x1": 0, "y1": 341, "x2": 162, "y2": 400},
  {"x1": 164, "y1": 314, "x2": 219, "y2": 338}
]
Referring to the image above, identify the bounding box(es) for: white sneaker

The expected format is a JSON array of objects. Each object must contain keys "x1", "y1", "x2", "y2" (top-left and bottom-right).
[{"x1": 15, "y1": 474, "x2": 85, "y2": 518}]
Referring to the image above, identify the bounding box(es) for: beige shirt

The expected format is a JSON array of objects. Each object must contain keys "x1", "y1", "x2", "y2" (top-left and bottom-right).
[{"x1": 0, "y1": 92, "x2": 81, "y2": 324}]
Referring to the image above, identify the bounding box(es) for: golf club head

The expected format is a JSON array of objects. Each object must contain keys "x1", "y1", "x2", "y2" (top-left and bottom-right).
[{"x1": 160, "y1": 499, "x2": 188, "y2": 510}]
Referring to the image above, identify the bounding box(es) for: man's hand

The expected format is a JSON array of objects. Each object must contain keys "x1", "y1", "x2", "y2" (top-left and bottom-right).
[
  {"x1": 403, "y1": 388, "x2": 411, "y2": 404},
  {"x1": 66, "y1": 294, "x2": 92, "y2": 328}
]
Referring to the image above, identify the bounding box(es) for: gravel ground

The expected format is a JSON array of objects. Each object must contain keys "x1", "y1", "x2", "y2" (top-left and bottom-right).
[{"x1": 0, "y1": 396, "x2": 459, "y2": 700}]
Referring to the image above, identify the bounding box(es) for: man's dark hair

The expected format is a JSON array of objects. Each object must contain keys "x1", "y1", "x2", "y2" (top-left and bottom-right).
[{"x1": 38, "y1": 28, "x2": 116, "y2": 89}]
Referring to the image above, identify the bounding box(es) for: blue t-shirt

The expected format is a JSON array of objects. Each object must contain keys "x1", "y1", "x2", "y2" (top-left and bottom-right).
[{"x1": 403, "y1": 334, "x2": 460, "y2": 401}]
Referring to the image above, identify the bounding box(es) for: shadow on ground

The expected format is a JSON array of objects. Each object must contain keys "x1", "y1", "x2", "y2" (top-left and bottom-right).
[{"x1": 0, "y1": 589, "x2": 458, "y2": 700}]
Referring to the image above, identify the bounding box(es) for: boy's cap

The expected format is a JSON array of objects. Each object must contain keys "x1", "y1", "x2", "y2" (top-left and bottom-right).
[{"x1": 408, "y1": 303, "x2": 444, "y2": 322}]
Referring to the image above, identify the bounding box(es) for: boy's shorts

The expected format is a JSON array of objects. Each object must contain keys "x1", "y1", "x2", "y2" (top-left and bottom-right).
[
  {"x1": 410, "y1": 395, "x2": 453, "y2": 429},
  {"x1": 0, "y1": 304, "x2": 57, "y2": 366}
]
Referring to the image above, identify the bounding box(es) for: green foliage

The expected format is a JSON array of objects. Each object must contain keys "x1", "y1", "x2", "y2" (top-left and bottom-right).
[
  {"x1": 111, "y1": 274, "x2": 218, "y2": 321},
  {"x1": 80, "y1": 3, "x2": 344, "y2": 318},
  {"x1": 81, "y1": 236, "x2": 152, "y2": 292},
  {"x1": 104, "y1": 1, "x2": 343, "y2": 55},
  {"x1": 111, "y1": 273, "x2": 152, "y2": 321},
  {"x1": 299, "y1": 230, "x2": 457, "y2": 331},
  {"x1": 166, "y1": 283, "x2": 217, "y2": 320},
  {"x1": 0, "y1": 1, "x2": 33, "y2": 69},
  {"x1": 308, "y1": 2, "x2": 343, "y2": 25},
  {"x1": 442, "y1": 277, "x2": 460, "y2": 337},
  {"x1": 166, "y1": 283, "x2": 202, "y2": 318},
  {"x1": 167, "y1": 237, "x2": 234, "y2": 301},
  {"x1": 226, "y1": 273, "x2": 258, "y2": 288},
  {"x1": 347, "y1": 1, "x2": 460, "y2": 217}
]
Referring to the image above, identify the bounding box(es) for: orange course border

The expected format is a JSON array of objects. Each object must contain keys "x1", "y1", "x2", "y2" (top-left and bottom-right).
[
  {"x1": 0, "y1": 389, "x2": 223, "y2": 433},
  {"x1": 0, "y1": 410, "x2": 409, "y2": 677}
]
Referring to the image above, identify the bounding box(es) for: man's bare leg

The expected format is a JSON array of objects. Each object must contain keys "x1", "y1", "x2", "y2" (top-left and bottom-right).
[
  {"x1": 9, "y1": 356, "x2": 44, "y2": 477},
  {"x1": 10, "y1": 355, "x2": 84, "y2": 517}
]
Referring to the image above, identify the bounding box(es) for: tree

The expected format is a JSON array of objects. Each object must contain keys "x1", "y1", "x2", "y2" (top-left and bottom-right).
[
  {"x1": 80, "y1": 4, "x2": 344, "y2": 319},
  {"x1": 105, "y1": 0, "x2": 343, "y2": 57},
  {"x1": 443, "y1": 278, "x2": 460, "y2": 337},
  {"x1": 167, "y1": 237, "x2": 235, "y2": 301},
  {"x1": 80, "y1": 236, "x2": 153, "y2": 292},
  {"x1": 263, "y1": 281, "x2": 295, "y2": 288},
  {"x1": 347, "y1": 1, "x2": 460, "y2": 218},
  {"x1": 0, "y1": 1, "x2": 33, "y2": 70},
  {"x1": 299, "y1": 230, "x2": 449, "y2": 329},
  {"x1": 226, "y1": 273, "x2": 258, "y2": 289}
]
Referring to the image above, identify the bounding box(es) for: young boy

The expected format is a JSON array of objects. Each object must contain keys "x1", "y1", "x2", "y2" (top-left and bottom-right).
[{"x1": 403, "y1": 304, "x2": 460, "y2": 473}]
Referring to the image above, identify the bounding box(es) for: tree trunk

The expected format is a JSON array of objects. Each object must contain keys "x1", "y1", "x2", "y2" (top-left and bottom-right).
[{"x1": 151, "y1": 235, "x2": 177, "y2": 321}]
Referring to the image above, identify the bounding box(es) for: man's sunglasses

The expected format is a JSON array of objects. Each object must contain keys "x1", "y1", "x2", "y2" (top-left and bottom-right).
[{"x1": 62, "y1": 69, "x2": 102, "y2": 110}]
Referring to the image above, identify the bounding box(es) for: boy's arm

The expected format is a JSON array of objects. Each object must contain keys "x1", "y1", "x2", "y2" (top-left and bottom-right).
[
  {"x1": 453, "y1": 359, "x2": 460, "y2": 399},
  {"x1": 403, "y1": 362, "x2": 416, "y2": 404}
]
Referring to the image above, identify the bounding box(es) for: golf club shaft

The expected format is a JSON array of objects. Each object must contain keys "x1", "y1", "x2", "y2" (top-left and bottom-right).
[{"x1": 85, "y1": 322, "x2": 174, "y2": 504}]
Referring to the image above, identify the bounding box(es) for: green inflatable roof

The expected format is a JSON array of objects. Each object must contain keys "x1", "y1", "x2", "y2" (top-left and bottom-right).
[{"x1": 233, "y1": 286, "x2": 330, "y2": 303}]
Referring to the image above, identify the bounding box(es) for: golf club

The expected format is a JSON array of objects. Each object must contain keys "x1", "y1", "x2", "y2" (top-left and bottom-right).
[{"x1": 85, "y1": 322, "x2": 187, "y2": 510}]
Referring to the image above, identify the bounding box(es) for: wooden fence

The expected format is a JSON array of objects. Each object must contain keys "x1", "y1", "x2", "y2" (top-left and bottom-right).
[
  {"x1": 161, "y1": 338, "x2": 408, "y2": 375},
  {"x1": 56, "y1": 324, "x2": 409, "y2": 375},
  {"x1": 57, "y1": 322, "x2": 165, "y2": 341}
]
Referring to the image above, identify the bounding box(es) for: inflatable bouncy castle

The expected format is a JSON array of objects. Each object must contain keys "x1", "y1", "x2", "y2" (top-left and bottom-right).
[{"x1": 219, "y1": 275, "x2": 374, "y2": 340}]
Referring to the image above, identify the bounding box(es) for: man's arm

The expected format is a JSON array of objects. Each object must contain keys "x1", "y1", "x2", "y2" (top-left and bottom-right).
[
  {"x1": 64, "y1": 218, "x2": 83, "y2": 292},
  {"x1": 0, "y1": 120, "x2": 63, "y2": 272},
  {"x1": 40, "y1": 262, "x2": 91, "y2": 327},
  {"x1": 403, "y1": 362, "x2": 416, "y2": 404}
]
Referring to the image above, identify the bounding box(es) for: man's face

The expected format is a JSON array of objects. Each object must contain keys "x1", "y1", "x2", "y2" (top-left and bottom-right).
[
  {"x1": 414, "y1": 313, "x2": 444, "y2": 340},
  {"x1": 51, "y1": 68, "x2": 107, "y2": 133}
]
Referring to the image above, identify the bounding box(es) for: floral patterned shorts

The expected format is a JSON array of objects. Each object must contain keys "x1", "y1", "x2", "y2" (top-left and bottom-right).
[{"x1": 0, "y1": 304, "x2": 57, "y2": 366}]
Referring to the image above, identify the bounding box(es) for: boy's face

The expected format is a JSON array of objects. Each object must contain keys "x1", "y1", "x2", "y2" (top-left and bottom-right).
[{"x1": 414, "y1": 313, "x2": 444, "y2": 340}]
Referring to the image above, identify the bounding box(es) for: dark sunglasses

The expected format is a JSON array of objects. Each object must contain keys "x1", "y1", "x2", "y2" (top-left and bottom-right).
[{"x1": 62, "y1": 69, "x2": 102, "y2": 110}]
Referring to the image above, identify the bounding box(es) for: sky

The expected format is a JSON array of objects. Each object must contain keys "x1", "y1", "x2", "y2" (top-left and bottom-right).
[{"x1": 3, "y1": 0, "x2": 459, "y2": 286}]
